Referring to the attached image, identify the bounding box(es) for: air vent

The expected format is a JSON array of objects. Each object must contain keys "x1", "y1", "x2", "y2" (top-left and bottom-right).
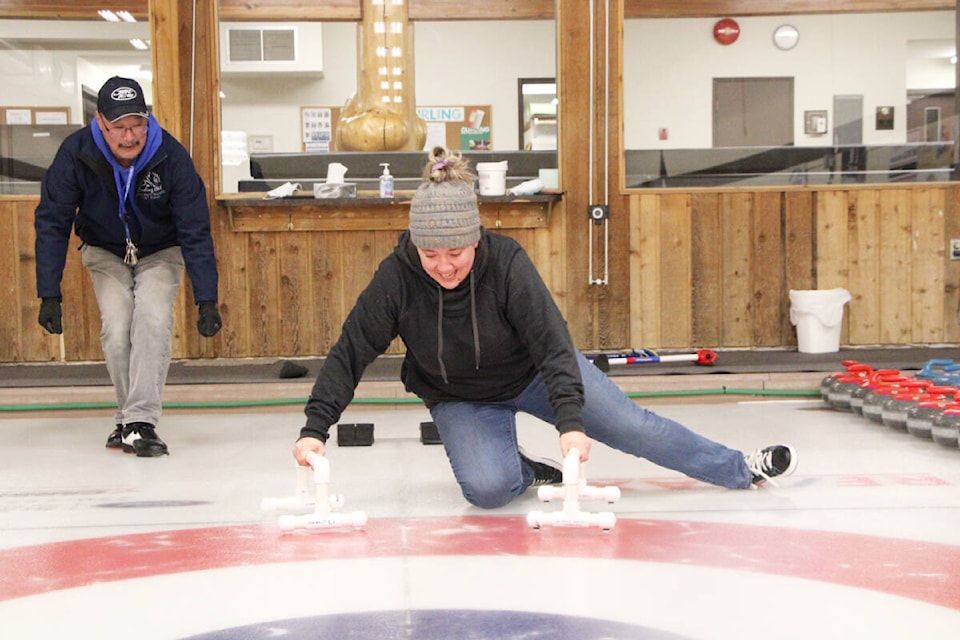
[
  {"x1": 220, "y1": 23, "x2": 323, "y2": 75},
  {"x1": 227, "y1": 28, "x2": 295, "y2": 63}
]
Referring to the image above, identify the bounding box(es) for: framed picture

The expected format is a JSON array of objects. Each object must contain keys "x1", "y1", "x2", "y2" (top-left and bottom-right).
[{"x1": 804, "y1": 110, "x2": 828, "y2": 135}]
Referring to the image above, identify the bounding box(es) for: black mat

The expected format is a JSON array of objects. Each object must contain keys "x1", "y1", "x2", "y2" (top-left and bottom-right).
[{"x1": 1, "y1": 347, "x2": 957, "y2": 388}]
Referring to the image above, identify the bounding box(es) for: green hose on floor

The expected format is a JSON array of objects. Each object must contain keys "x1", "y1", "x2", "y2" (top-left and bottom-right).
[{"x1": 0, "y1": 387, "x2": 819, "y2": 413}]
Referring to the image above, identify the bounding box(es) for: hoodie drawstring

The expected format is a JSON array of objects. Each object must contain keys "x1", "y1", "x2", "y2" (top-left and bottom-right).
[
  {"x1": 469, "y1": 271, "x2": 480, "y2": 370},
  {"x1": 437, "y1": 288, "x2": 447, "y2": 383}
]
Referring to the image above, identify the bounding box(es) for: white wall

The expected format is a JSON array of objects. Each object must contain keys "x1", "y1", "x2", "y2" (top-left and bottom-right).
[{"x1": 623, "y1": 12, "x2": 955, "y2": 149}]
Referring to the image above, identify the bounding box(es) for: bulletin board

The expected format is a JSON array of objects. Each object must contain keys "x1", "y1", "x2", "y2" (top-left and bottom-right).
[
  {"x1": 1, "y1": 106, "x2": 71, "y2": 125},
  {"x1": 301, "y1": 104, "x2": 493, "y2": 152},
  {"x1": 417, "y1": 105, "x2": 493, "y2": 151}
]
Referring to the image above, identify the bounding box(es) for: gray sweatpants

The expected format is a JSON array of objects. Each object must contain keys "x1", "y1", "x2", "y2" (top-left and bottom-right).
[{"x1": 81, "y1": 244, "x2": 184, "y2": 428}]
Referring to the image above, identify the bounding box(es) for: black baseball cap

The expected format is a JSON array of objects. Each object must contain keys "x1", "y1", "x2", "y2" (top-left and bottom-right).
[{"x1": 97, "y1": 76, "x2": 149, "y2": 122}]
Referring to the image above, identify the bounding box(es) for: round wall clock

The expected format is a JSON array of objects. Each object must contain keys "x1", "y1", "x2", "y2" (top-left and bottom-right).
[{"x1": 773, "y1": 24, "x2": 799, "y2": 50}]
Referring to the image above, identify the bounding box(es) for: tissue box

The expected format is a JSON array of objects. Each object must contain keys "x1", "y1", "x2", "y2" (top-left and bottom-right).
[{"x1": 313, "y1": 182, "x2": 357, "y2": 199}]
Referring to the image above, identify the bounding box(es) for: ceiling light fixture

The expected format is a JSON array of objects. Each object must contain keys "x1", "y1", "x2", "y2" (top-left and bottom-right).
[
  {"x1": 98, "y1": 9, "x2": 120, "y2": 22},
  {"x1": 129, "y1": 38, "x2": 149, "y2": 50},
  {"x1": 116, "y1": 10, "x2": 137, "y2": 22}
]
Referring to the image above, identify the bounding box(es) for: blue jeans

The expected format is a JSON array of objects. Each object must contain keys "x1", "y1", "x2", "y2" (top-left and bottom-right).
[
  {"x1": 431, "y1": 353, "x2": 753, "y2": 508},
  {"x1": 81, "y1": 244, "x2": 184, "y2": 428}
]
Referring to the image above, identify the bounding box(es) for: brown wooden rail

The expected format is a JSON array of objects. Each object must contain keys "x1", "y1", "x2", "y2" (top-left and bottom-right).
[{"x1": 6, "y1": 184, "x2": 959, "y2": 363}]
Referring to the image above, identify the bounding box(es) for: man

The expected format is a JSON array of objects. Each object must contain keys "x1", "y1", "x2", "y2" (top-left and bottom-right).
[{"x1": 34, "y1": 76, "x2": 222, "y2": 457}]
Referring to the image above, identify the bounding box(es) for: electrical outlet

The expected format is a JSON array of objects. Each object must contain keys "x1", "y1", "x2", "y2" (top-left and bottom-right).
[{"x1": 951, "y1": 239, "x2": 960, "y2": 260}]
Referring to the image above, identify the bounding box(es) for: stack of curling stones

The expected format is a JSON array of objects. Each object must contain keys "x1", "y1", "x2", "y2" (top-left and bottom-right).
[{"x1": 821, "y1": 359, "x2": 960, "y2": 449}]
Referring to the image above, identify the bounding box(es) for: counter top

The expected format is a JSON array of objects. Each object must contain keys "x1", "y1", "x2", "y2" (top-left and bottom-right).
[
  {"x1": 217, "y1": 190, "x2": 562, "y2": 207},
  {"x1": 217, "y1": 190, "x2": 563, "y2": 232}
]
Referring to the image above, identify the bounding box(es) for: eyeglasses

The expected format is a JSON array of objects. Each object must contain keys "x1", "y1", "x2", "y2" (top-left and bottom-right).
[{"x1": 102, "y1": 120, "x2": 148, "y2": 137}]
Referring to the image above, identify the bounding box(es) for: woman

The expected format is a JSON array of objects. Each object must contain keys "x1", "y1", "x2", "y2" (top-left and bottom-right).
[{"x1": 293, "y1": 147, "x2": 796, "y2": 508}]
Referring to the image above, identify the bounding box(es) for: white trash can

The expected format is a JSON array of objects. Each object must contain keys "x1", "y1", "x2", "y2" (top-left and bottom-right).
[{"x1": 789, "y1": 288, "x2": 851, "y2": 354}]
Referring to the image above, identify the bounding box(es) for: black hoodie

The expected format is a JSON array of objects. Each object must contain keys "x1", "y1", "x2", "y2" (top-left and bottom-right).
[{"x1": 300, "y1": 229, "x2": 584, "y2": 442}]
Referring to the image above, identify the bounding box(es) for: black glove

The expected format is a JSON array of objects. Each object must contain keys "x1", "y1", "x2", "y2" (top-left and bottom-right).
[
  {"x1": 38, "y1": 297, "x2": 63, "y2": 334},
  {"x1": 197, "y1": 301, "x2": 222, "y2": 337}
]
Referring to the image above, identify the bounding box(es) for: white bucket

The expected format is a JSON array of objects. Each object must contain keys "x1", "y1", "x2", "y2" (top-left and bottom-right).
[
  {"x1": 477, "y1": 161, "x2": 508, "y2": 196},
  {"x1": 789, "y1": 288, "x2": 852, "y2": 354}
]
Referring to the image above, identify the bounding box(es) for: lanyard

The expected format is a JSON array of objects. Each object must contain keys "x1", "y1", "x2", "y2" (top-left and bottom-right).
[{"x1": 119, "y1": 166, "x2": 139, "y2": 265}]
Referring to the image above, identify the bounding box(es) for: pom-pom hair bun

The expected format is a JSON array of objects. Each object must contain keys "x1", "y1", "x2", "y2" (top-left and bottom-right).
[{"x1": 423, "y1": 146, "x2": 475, "y2": 184}]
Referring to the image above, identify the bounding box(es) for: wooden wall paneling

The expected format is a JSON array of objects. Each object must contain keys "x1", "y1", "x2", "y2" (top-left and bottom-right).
[
  {"x1": 808, "y1": 190, "x2": 845, "y2": 344},
  {"x1": 64, "y1": 235, "x2": 100, "y2": 361},
  {"x1": 878, "y1": 189, "x2": 912, "y2": 343},
  {"x1": 339, "y1": 231, "x2": 379, "y2": 334},
  {"x1": 782, "y1": 190, "x2": 815, "y2": 347},
  {"x1": 815, "y1": 190, "x2": 850, "y2": 344},
  {"x1": 247, "y1": 232, "x2": 281, "y2": 356},
  {"x1": 310, "y1": 232, "x2": 345, "y2": 355},
  {"x1": 689, "y1": 192, "x2": 723, "y2": 348},
  {"x1": 209, "y1": 205, "x2": 246, "y2": 358},
  {"x1": 1, "y1": 202, "x2": 21, "y2": 361},
  {"x1": 15, "y1": 200, "x2": 43, "y2": 362},
  {"x1": 633, "y1": 194, "x2": 662, "y2": 347},
  {"x1": 911, "y1": 188, "x2": 947, "y2": 343},
  {"x1": 170, "y1": 282, "x2": 191, "y2": 360},
  {"x1": 542, "y1": 195, "x2": 570, "y2": 320},
  {"x1": 720, "y1": 192, "x2": 753, "y2": 346},
  {"x1": 658, "y1": 193, "x2": 692, "y2": 347},
  {"x1": 945, "y1": 186, "x2": 960, "y2": 344},
  {"x1": 752, "y1": 191, "x2": 784, "y2": 346},
  {"x1": 372, "y1": 229, "x2": 406, "y2": 356},
  {"x1": 846, "y1": 190, "x2": 881, "y2": 344},
  {"x1": 278, "y1": 232, "x2": 312, "y2": 356}
]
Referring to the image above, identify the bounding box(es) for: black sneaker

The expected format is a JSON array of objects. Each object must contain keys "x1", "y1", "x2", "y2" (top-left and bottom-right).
[
  {"x1": 121, "y1": 422, "x2": 169, "y2": 457},
  {"x1": 105, "y1": 425, "x2": 123, "y2": 449},
  {"x1": 746, "y1": 445, "x2": 797, "y2": 486},
  {"x1": 519, "y1": 448, "x2": 563, "y2": 486}
]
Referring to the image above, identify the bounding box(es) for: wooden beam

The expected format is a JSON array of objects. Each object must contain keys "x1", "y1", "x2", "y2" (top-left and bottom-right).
[
  {"x1": 622, "y1": 0, "x2": 952, "y2": 19},
  {"x1": 219, "y1": 0, "x2": 359, "y2": 22},
  {"x1": 0, "y1": 1, "x2": 147, "y2": 20},
  {"x1": 0, "y1": 1, "x2": 946, "y2": 21}
]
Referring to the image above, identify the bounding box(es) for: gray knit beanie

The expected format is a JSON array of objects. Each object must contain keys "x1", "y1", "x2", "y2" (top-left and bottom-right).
[{"x1": 409, "y1": 176, "x2": 481, "y2": 249}]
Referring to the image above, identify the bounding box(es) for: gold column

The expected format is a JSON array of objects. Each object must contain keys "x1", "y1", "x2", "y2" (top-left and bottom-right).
[{"x1": 335, "y1": 0, "x2": 426, "y2": 151}]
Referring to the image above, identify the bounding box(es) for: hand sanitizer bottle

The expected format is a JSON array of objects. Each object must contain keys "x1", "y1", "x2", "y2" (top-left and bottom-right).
[{"x1": 379, "y1": 163, "x2": 394, "y2": 198}]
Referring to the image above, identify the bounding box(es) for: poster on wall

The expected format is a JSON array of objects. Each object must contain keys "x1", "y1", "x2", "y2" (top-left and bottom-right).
[{"x1": 302, "y1": 107, "x2": 332, "y2": 152}]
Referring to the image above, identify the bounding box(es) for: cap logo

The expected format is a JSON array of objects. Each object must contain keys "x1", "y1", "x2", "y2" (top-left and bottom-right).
[{"x1": 110, "y1": 87, "x2": 139, "y2": 101}]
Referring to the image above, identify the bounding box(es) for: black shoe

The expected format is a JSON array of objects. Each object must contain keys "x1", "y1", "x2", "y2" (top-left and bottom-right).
[
  {"x1": 121, "y1": 422, "x2": 169, "y2": 457},
  {"x1": 746, "y1": 445, "x2": 797, "y2": 486},
  {"x1": 519, "y1": 448, "x2": 563, "y2": 486},
  {"x1": 105, "y1": 425, "x2": 123, "y2": 449}
]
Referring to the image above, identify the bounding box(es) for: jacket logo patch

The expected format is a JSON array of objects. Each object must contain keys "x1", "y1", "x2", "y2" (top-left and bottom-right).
[{"x1": 138, "y1": 171, "x2": 164, "y2": 200}]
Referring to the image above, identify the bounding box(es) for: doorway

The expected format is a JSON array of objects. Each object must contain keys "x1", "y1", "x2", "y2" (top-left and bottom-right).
[{"x1": 712, "y1": 77, "x2": 794, "y2": 147}]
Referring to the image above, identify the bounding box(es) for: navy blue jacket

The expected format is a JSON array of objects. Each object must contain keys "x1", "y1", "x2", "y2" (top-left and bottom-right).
[{"x1": 34, "y1": 125, "x2": 218, "y2": 303}]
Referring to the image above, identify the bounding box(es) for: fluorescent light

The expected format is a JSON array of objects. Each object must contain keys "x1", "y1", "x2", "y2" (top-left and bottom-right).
[
  {"x1": 117, "y1": 11, "x2": 137, "y2": 22},
  {"x1": 129, "y1": 38, "x2": 149, "y2": 50},
  {"x1": 98, "y1": 9, "x2": 120, "y2": 22}
]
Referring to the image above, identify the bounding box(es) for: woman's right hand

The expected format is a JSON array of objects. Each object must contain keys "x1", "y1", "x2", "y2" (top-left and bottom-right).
[{"x1": 293, "y1": 436, "x2": 326, "y2": 466}]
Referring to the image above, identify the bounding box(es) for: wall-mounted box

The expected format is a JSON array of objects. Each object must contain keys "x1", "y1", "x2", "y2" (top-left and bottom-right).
[{"x1": 219, "y1": 23, "x2": 323, "y2": 76}]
